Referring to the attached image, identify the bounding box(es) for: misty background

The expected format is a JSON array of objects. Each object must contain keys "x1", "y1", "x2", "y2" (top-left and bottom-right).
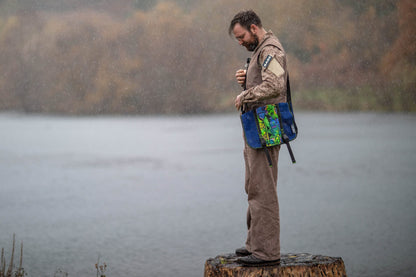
[
  {"x1": 0, "y1": 0, "x2": 414, "y2": 114},
  {"x1": 1, "y1": 1, "x2": 416, "y2": 277}
]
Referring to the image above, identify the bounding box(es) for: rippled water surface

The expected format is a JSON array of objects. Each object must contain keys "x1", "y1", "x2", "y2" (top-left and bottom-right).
[{"x1": 0, "y1": 112, "x2": 415, "y2": 277}]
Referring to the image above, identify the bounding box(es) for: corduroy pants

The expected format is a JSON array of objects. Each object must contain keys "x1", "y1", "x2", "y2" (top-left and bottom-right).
[{"x1": 244, "y1": 143, "x2": 280, "y2": 261}]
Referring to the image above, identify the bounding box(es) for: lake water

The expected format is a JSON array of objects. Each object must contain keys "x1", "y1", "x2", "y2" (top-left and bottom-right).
[{"x1": 0, "y1": 112, "x2": 415, "y2": 277}]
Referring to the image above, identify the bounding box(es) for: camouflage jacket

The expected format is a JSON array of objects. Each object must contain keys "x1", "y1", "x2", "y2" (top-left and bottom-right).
[{"x1": 240, "y1": 31, "x2": 287, "y2": 111}]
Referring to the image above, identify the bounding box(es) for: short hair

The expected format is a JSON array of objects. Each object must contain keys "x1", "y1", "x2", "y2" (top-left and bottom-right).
[{"x1": 228, "y1": 10, "x2": 263, "y2": 36}]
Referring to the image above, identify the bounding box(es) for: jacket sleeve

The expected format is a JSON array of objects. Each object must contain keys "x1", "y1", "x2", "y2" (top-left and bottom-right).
[{"x1": 239, "y1": 45, "x2": 287, "y2": 104}]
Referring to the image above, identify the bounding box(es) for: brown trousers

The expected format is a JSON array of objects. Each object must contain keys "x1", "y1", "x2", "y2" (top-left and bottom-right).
[{"x1": 244, "y1": 143, "x2": 280, "y2": 261}]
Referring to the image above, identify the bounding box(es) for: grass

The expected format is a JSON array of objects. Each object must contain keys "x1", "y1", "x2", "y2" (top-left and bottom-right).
[
  {"x1": 1, "y1": 235, "x2": 107, "y2": 277},
  {"x1": 1, "y1": 234, "x2": 24, "y2": 277}
]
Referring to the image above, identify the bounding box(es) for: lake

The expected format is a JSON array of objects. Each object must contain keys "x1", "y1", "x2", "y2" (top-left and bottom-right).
[{"x1": 0, "y1": 112, "x2": 415, "y2": 277}]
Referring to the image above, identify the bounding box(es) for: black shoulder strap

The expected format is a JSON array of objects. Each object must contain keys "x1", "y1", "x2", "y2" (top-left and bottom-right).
[
  {"x1": 286, "y1": 74, "x2": 298, "y2": 134},
  {"x1": 287, "y1": 74, "x2": 292, "y2": 106}
]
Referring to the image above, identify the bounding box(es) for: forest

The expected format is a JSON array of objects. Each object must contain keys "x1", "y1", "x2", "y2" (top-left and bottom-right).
[{"x1": 0, "y1": 0, "x2": 414, "y2": 114}]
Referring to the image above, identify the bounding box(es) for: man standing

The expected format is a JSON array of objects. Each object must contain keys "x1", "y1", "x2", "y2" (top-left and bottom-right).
[{"x1": 229, "y1": 10, "x2": 287, "y2": 266}]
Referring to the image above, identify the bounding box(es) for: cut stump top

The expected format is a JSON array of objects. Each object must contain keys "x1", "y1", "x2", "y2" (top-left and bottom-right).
[{"x1": 204, "y1": 253, "x2": 347, "y2": 277}]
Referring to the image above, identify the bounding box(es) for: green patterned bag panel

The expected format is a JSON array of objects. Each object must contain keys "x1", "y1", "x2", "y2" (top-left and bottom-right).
[{"x1": 256, "y1": 104, "x2": 282, "y2": 146}]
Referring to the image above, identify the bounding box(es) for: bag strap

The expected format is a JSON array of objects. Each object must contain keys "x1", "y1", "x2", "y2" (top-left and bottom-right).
[
  {"x1": 286, "y1": 74, "x2": 298, "y2": 134},
  {"x1": 286, "y1": 74, "x2": 292, "y2": 106}
]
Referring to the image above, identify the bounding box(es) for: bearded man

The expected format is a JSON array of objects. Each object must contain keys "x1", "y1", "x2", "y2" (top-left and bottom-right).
[{"x1": 229, "y1": 10, "x2": 288, "y2": 266}]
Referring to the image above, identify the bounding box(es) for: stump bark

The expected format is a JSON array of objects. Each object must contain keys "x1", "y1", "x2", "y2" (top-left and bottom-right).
[{"x1": 204, "y1": 253, "x2": 347, "y2": 277}]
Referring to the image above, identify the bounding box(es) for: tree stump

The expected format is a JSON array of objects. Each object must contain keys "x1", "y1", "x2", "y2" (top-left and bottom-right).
[{"x1": 204, "y1": 253, "x2": 347, "y2": 277}]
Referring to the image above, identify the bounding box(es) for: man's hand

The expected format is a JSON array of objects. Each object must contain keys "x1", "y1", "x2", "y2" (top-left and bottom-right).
[
  {"x1": 235, "y1": 69, "x2": 246, "y2": 85},
  {"x1": 235, "y1": 94, "x2": 243, "y2": 110}
]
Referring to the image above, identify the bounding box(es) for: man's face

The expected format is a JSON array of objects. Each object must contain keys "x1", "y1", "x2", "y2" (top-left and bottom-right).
[{"x1": 232, "y1": 23, "x2": 259, "y2": 52}]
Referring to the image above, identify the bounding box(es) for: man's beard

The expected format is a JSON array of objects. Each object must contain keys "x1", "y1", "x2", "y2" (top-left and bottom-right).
[{"x1": 244, "y1": 33, "x2": 259, "y2": 51}]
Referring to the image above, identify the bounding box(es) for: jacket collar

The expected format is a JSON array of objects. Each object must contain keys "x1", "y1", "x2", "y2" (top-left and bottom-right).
[{"x1": 253, "y1": 30, "x2": 274, "y2": 53}]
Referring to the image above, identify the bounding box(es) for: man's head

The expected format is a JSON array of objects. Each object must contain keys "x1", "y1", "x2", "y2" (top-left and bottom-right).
[{"x1": 229, "y1": 10, "x2": 264, "y2": 51}]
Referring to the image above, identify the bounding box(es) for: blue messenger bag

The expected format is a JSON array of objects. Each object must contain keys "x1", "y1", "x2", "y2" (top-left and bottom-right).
[{"x1": 241, "y1": 75, "x2": 297, "y2": 165}]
